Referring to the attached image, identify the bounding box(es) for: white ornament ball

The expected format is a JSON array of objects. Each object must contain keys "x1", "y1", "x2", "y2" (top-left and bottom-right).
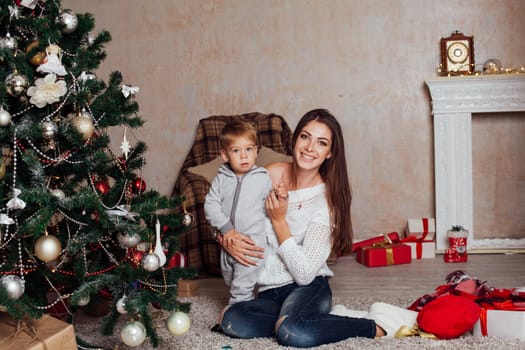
[
  {"x1": 76, "y1": 295, "x2": 90, "y2": 306},
  {"x1": 0, "y1": 106, "x2": 12, "y2": 126},
  {"x1": 0, "y1": 33, "x2": 17, "y2": 50},
  {"x1": 120, "y1": 320, "x2": 146, "y2": 347},
  {"x1": 141, "y1": 253, "x2": 160, "y2": 272},
  {"x1": 167, "y1": 311, "x2": 191, "y2": 336},
  {"x1": 0, "y1": 275, "x2": 25, "y2": 300},
  {"x1": 57, "y1": 9, "x2": 78, "y2": 34},
  {"x1": 116, "y1": 295, "x2": 128, "y2": 314},
  {"x1": 34, "y1": 234, "x2": 62, "y2": 262},
  {"x1": 117, "y1": 232, "x2": 141, "y2": 248}
]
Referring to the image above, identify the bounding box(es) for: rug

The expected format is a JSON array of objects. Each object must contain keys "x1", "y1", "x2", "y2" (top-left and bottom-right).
[{"x1": 73, "y1": 295, "x2": 525, "y2": 350}]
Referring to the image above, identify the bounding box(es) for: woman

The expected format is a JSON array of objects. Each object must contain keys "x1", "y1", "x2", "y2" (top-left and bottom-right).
[{"x1": 217, "y1": 109, "x2": 416, "y2": 347}]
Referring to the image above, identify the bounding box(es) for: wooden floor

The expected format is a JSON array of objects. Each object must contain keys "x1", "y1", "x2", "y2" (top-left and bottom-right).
[{"x1": 197, "y1": 253, "x2": 525, "y2": 300}]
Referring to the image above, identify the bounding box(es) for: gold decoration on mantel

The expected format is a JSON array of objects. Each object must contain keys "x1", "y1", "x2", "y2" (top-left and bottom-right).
[{"x1": 437, "y1": 60, "x2": 525, "y2": 77}]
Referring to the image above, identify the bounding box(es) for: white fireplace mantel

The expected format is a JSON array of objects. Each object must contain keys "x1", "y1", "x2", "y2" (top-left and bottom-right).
[{"x1": 425, "y1": 74, "x2": 525, "y2": 252}]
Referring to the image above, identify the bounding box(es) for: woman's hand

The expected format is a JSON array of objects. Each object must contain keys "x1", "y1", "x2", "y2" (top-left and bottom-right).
[{"x1": 217, "y1": 232, "x2": 264, "y2": 266}]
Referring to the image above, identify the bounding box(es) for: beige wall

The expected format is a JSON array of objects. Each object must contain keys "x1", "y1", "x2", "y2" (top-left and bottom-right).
[{"x1": 63, "y1": 0, "x2": 525, "y2": 240}]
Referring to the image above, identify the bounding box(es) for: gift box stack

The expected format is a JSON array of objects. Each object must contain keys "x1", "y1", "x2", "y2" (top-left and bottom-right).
[
  {"x1": 472, "y1": 287, "x2": 525, "y2": 340},
  {"x1": 401, "y1": 218, "x2": 436, "y2": 259},
  {"x1": 0, "y1": 313, "x2": 77, "y2": 350},
  {"x1": 353, "y1": 232, "x2": 412, "y2": 267}
]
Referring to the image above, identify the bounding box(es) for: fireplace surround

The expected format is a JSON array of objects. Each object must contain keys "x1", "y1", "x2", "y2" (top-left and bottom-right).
[{"x1": 425, "y1": 74, "x2": 525, "y2": 252}]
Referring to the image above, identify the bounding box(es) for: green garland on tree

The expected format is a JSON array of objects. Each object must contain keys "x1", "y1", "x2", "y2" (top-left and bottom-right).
[{"x1": 0, "y1": 1, "x2": 195, "y2": 348}]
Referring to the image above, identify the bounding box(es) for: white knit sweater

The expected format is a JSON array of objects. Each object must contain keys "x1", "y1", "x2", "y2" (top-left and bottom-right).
[{"x1": 257, "y1": 183, "x2": 334, "y2": 292}]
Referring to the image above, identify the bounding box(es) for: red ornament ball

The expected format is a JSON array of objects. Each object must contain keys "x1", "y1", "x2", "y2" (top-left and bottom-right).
[
  {"x1": 167, "y1": 252, "x2": 186, "y2": 269},
  {"x1": 128, "y1": 249, "x2": 145, "y2": 268},
  {"x1": 95, "y1": 180, "x2": 110, "y2": 195},
  {"x1": 132, "y1": 178, "x2": 146, "y2": 194}
]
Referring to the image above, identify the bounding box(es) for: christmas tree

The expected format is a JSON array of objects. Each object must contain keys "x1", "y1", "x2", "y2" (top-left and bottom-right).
[{"x1": 0, "y1": 1, "x2": 195, "y2": 347}]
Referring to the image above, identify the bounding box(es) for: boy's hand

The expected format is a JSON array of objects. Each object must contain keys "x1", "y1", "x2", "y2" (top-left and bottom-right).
[{"x1": 273, "y1": 182, "x2": 288, "y2": 200}]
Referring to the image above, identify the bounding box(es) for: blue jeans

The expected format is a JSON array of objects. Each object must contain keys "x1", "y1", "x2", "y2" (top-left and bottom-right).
[{"x1": 221, "y1": 276, "x2": 377, "y2": 347}]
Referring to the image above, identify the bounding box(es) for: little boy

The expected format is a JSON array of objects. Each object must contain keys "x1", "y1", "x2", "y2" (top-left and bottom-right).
[{"x1": 204, "y1": 120, "x2": 272, "y2": 305}]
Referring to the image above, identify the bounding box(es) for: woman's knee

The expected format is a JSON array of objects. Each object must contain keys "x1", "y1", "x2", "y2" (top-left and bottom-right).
[{"x1": 275, "y1": 316, "x2": 316, "y2": 348}]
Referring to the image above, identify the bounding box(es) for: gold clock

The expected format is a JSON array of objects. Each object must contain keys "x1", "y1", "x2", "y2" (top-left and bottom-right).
[{"x1": 440, "y1": 31, "x2": 474, "y2": 75}]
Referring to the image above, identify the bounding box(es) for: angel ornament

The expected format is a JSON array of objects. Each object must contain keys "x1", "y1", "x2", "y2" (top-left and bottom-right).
[{"x1": 36, "y1": 44, "x2": 68, "y2": 76}]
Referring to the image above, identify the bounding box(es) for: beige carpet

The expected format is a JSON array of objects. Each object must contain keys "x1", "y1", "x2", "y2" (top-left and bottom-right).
[{"x1": 73, "y1": 295, "x2": 525, "y2": 350}]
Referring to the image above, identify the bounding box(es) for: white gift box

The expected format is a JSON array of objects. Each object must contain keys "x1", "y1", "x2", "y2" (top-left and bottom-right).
[
  {"x1": 472, "y1": 309, "x2": 525, "y2": 340},
  {"x1": 405, "y1": 218, "x2": 435, "y2": 240},
  {"x1": 403, "y1": 241, "x2": 436, "y2": 259}
]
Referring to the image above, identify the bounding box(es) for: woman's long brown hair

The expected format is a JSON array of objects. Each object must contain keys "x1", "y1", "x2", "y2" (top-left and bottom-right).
[{"x1": 291, "y1": 109, "x2": 353, "y2": 254}]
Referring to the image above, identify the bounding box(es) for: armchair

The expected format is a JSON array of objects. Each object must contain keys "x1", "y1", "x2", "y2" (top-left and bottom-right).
[{"x1": 172, "y1": 112, "x2": 293, "y2": 275}]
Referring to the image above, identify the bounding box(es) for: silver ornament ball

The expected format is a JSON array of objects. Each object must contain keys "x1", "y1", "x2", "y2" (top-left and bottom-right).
[
  {"x1": 0, "y1": 106, "x2": 12, "y2": 126},
  {"x1": 483, "y1": 58, "x2": 503, "y2": 74},
  {"x1": 5, "y1": 72, "x2": 29, "y2": 97},
  {"x1": 120, "y1": 320, "x2": 146, "y2": 347},
  {"x1": 34, "y1": 234, "x2": 62, "y2": 262},
  {"x1": 41, "y1": 121, "x2": 59, "y2": 139},
  {"x1": 117, "y1": 232, "x2": 141, "y2": 248},
  {"x1": 57, "y1": 9, "x2": 79, "y2": 34},
  {"x1": 182, "y1": 212, "x2": 194, "y2": 227},
  {"x1": 0, "y1": 275, "x2": 25, "y2": 300},
  {"x1": 0, "y1": 33, "x2": 17, "y2": 50},
  {"x1": 141, "y1": 253, "x2": 160, "y2": 272},
  {"x1": 167, "y1": 311, "x2": 191, "y2": 336}
]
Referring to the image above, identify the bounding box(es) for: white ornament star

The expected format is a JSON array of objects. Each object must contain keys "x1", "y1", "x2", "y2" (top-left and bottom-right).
[
  {"x1": 120, "y1": 130, "x2": 131, "y2": 159},
  {"x1": 8, "y1": 5, "x2": 20, "y2": 20}
]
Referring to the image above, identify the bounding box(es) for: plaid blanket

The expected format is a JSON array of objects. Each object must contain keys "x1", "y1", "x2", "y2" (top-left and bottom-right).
[{"x1": 172, "y1": 112, "x2": 293, "y2": 275}]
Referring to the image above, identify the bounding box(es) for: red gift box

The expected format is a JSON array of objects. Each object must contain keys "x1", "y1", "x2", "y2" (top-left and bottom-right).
[
  {"x1": 351, "y1": 232, "x2": 400, "y2": 253},
  {"x1": 356, "y1": 243, "x2": 412, "y2": 267}
]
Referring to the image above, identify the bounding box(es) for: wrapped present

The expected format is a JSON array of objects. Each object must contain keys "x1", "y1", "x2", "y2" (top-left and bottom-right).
[
  {"x1": 400, "y1": 236, "x2": 436, "y2": 259},
  {"x1": 351, "y1": 232, "x2": 400, "y2": 253},
  {"x1": 472, "y1": 309, "x2": 525, "y2": 340},
  {"x1": 177, "y1": 279, "x2": 199, "y2": 297},
  {"x1": 405, "y1": 218, "x2": 435, "y2": 240},
  {"x1": 356, "y1": 242, "x2": 412, "y2": 267},
  {"x1": 0, "y1": 313, "x2": 77, "y2": 350}
]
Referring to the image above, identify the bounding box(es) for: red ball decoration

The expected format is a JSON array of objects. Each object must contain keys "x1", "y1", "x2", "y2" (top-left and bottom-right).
[
  {"x1": 132, "y1": 177, "x2": 146, "y2": 194},
  {"x1": 95, "y1": 180, "x2": 110, "y2": 195},
  {"x1": 128, "y1": 249, "x2": 145, "y2": 268}
]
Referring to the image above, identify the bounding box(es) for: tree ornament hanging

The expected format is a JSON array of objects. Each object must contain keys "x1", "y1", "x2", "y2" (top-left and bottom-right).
[
  {"x1": 27, "y1": 73, "x2": 67, "y2": 108},
  {"x1": 0, "y1": 32, "x2": 18, "y2": 50},
  {"x1": 131, "y1": 177, "x2": 146, "y2": 194},
  {"x1": 116, "y1": 294, "x2": 128, "y2": 314},
  {"x1": 181, "y1": 202, "x2": 194, "y2": 227},
  {"x1": 0, "y1": 275, "x2": 25, "y2": 300},
  {"x1": 76, "y1": 295, "x2": 91, "y2": 307},
  {"x1": 70, "y1": 110, "x2": 95, "y2": 140},
  {"x1": 141, "y1": 252, "x2": 160, "y2": 272},
  {"x1": 50, "y1": 188, "x2": 66, "y2": 200},
  {"x1": 120, "y1": 320, "x2": 147, "y2": 347},
  {"x1": 26, "y1": 41, "x2": 47, "y2": 66},
  {"x1": 94, "y1": 180, "x2": 110, "y2": 195},
  {"x1": 117, "y1": 232, "x2": 141, "y2": 248},
  {"x1": 36, "y1": 44, "x2": 68, "y2": 76},
  {"x1": 40, "y1": 120, "x2": 58, "y2": 139},
  {"x1": 5, "y1": 71, "x2": 29, "y2": 97},
  {"x1": 166, "y1": 311, "x2": 191, "y2": 336},
  {"x1": 82, "y1": 32, "x2": 96, "y2": 47},
  {"x1": 56, "y1": 9, "x2": 79, "y2": 34},
  {"x1": 34, "y1": 231, "x2": 62, "y2": 262},
  {"x1": 0, "y1": 106, "x2": 12, "y2": 126}
]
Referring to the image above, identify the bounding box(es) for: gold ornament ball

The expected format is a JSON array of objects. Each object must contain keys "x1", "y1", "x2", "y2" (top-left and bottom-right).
[
  {"x1": 5, "y1": 72, "x2": 29, "y2": 97},
  {"x1": 41, "y1": 121, "x2": 58, "y2": 139},
  {"x1": 35, "y1": 234, "x2": 62, "y2": 262},
  {"x1": 26, "y1": 41, "x2": 46, "y2": 66},
  {"x1": 167, "y1": 311, "x2": 191, "y2": 336},
  {"x1": 71, "y1": 112, "x2": 95, "y2": 140}
]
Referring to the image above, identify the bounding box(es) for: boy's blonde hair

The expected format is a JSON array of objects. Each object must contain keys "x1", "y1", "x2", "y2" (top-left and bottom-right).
[{"x1": 220, "y1": 120, "x2": 258, "y2": 149}]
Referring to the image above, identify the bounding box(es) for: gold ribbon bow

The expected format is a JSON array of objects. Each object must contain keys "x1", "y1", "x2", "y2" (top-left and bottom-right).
[
  {"x1": 394, "y1": 323, "x2": 437, "y2": 339},
  {"x1": 369, "y1": 234, "x2": 395, "y2": 265}
]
